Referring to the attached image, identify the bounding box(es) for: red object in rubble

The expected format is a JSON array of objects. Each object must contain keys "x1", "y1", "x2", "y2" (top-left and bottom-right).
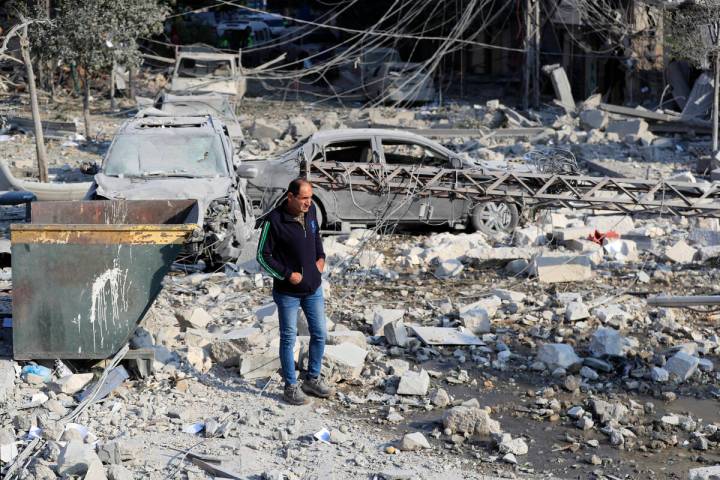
[{"x1": 588, "y1": 229, "x2": 620, "y2": 245}]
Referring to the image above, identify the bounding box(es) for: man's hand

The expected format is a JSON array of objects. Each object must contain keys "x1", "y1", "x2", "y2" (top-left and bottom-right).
[
  {"x1": 288, "y1": 272, "x2": 303, "y2": 285},
  {"x1": 316, "y1": 258, "x2": 325, "y2": 273}
]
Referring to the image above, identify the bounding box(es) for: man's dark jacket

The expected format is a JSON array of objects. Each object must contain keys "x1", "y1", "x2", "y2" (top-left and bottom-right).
[{"x1": 256, "y1": 202, "x2": 325, "y2": 296}]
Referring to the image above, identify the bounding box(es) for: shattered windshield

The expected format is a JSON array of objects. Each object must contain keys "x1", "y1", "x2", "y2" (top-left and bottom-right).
[{"x1": 103, "y1": 133, "x2": 228, "y2": 178}]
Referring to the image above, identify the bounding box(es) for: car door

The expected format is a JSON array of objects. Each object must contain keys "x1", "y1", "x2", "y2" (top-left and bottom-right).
[
  {"x1": 378, "y1": 137, "x2": 462, "y2": 224},
  {"x1": 315, "y1": 138, "x2": 382, "y2": 223}
]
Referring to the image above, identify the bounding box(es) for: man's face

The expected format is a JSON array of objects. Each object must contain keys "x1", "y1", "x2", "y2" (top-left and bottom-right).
[{"x1": 288, "y1": 184, "x2": 312, "y2": 214}]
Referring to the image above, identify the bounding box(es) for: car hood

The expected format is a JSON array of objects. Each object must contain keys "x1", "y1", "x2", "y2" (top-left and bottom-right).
[{"x1": 94, "y1": 173, "x2": 233, "y2": 224}]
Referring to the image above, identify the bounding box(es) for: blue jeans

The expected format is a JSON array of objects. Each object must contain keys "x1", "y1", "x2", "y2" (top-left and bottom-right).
[{"x1": 272, "y1": 287, "x2": 326, "y2": 385}]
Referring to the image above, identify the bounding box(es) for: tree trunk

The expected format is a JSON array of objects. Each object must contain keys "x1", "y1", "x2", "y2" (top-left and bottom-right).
[
  {"x1": 110, "y1": 59, "x2": 116, "y2": 110},
  {"x1": 82, "y1": 70, "x2": 92, "y2": 140},
  {"x1": 19, "y1": 24, "x2": 49, "y2": 183},
  {"x1": 714, "y1": 51, "x2": 719, "y2": 168},
  {"x1": 128, "y1": 66, "x2": 136, "y2": 101}
]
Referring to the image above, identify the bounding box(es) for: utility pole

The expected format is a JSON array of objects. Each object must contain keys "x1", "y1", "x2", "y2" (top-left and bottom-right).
[{"x1": 524, "y1": 0, "x2": 541, "y2": 110}]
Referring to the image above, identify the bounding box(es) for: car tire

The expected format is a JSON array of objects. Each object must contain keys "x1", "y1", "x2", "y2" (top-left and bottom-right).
[
  {"x1": 313, "y1": 198, "x2": 325, "y2": 229},
  {"x1": 471, "y1": 201, "x2": 519, "y2": 235}
]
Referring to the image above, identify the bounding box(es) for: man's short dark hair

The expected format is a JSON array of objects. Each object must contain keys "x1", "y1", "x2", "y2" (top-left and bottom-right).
[{"x1": 288, "y1": 178, "x2": 311, "y2": 196}]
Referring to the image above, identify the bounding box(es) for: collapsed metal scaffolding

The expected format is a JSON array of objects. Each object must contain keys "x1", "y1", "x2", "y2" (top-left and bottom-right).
[{"x1": 304, "y1": 159, "x2": 720, "y2": 219}]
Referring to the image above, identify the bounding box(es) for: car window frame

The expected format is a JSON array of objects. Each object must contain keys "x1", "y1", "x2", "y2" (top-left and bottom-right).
[{"x1": 378, "y1": 137, "x2": 452, "y2": 169}]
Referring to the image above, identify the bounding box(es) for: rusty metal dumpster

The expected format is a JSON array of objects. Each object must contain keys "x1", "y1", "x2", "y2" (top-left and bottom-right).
[{"x1": 10, "y1": 200, "x2": 199, "y2": 360}]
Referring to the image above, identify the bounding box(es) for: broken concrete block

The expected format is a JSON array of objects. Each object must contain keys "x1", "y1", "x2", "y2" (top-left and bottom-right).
[
  {"x1": 288, "y1": 116, "x2": 317, "y2": 139},
  {"x1": 383, "y1": 320, "x2": 408, "y2": 347},
  {"x1": 386, "y1": 359, "x2": 410, "y2": 376},
  {"x1": 545, "y1": 65, "x2": 575, "y2": 112},
  {"x1": 251, "y1": 118, "x2": 285, "y2": 140},
  {"x1": 535, "y1": 255, "x2": 592, "y2": 283},
  {"x1": 410, "y1": 326, "x2": 483, "y2": 346},
  {"x1": 186, "y1": 346, "x2": 212, "y2": 373},
  {"x1": 585, "y1": 215, "x2": 635, "y2": 235},
  {"x1": 689, "y1": 229, "x2": 720, "y2": 247},
  {"x1": 592, "y1": 304, "x2": 630, "y2": 327},
  {"x1": 239, "y1": 349, "x2": 281, "y2": 379},
  {"x1": 589, "y1": 327, "x2": 636, "y2": 357},
  {"x1": 565, "y1": 301, "x2": 589, "y2": 321},
  {"x1": 53, "y1": 373, "x2": 94, "y2": 395},
  {"x1": 554, "y1": 226, "x2": 595, "y2": 242},
  {"x1": 442, "y1": 406, "x2": 501, "y2": 436},
  {"x1": 537, "y1": 343, "x2": 581, "y2": 371},
  {"x1": 514, "y1": 226, "x2": 547, "y2": 247},
  {"x1": 579, "y1": 109, "x2": 608, "y2": 131},
  {"x1": 324, "y1": 342, "x2": 368, "y2": 380},
  {"x1": 459, "y1": 297, "x2": 501, "y2": 334},
  {"x1": 107, "y1": 465, "x2": 133, "y2": 480},
  {"x1": 498, "y1": 436, "x2": 529, "y2": 456},
  {"x1": 665, "y1": 240, "x2": 697, "y2": 263},
  {"x1": 683, "y1": 72, "x2": 714, "y2": 119},
  {"x1": 177, "y1": 307, "x2": 213, "y2": 330},
  {"x1": 665, "y1": 351, "x2": 700, "y2": 381},
  {"x1": 650, "y1": 367, "x2": 669, "y2": 382},
  {"x1": 491, "y1": 289, "x2": 526, "y2": 303},
  {"x1": 505, "y1": 258, "x2": 530, "y2": 275},
  {"x1": 435, "y1": 258, "x2": 464, "y2": 278},
  {"x1": 0, "y1": 428, "x2": 17, "y2": 464},
  {"x1": 327, "y1": 330, "x2": 367, "y2": 350},
  {"x1": 397, "y1": 369, "x2": 430, "y2": 396},
  {"x1": 209, "y1": 328, "x2": 265, "y2": 366},
  {"x1": 689, "y1": 465, "x2": 720, "y2": 480},
  {"x1": 57, "y1": 440, "x2": 104, "y2": 477},
  {"x1": 430, "y1": 388, "x2": 450, "y2": 407},
  {"x1": 400, "y1": 432, "x2": 431, "y2": 451},
  {"x1": 372, "y1": 308, "x2": 405, "y2": 336},
  {"x1": 0, "y1": 359, "x2": 15, "y2": 403},
  {"x1": 603, "y1": 239, "x2": 639, "y2": 262},
  {"x1": 356, "y1": 249, "x2": 384, "y2": 269},
  {"x1": 606, "y1": 119, "x2": 648, "y2": 141}
]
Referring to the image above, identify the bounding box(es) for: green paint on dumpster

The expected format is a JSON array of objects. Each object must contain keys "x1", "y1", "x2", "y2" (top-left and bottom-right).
[{"x1": 11, "y1": 200, "x2": 198, "y2": 360}]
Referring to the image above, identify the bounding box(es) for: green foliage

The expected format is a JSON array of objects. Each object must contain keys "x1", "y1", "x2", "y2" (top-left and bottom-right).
[
  {"x1": 22, "y1": 0, "x2": 169, "y2": 73},
  {"x1": 665, "y1": 0, "x2": 720, "y2": 68}
]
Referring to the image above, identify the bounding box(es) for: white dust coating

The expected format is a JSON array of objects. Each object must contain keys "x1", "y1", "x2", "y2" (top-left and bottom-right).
[
  {"x1": 88, "y1": 259, "x2": 129, "y2": 350},
  {"x1": 104, "y1": 200, "x2": 129, "y2": 225}
]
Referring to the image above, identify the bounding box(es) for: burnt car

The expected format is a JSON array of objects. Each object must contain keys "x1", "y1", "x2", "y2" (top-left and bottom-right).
[
  {"x1": 240, "y1": 129, "x2": 519, "y2": 234},
  {"x1": 86, "y1": 112, "x2": 255, "y2": 264}
]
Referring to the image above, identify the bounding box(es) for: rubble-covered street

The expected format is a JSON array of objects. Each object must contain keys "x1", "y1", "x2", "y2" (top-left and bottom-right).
[{"x1": 4, "y1": 1, "x2": 720, "y2": 479}]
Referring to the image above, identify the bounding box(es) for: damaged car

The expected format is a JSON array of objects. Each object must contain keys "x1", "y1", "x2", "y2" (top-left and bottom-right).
[
  {"x1": 241, "y1": 129, "x2": 519, "y2": 234},
  {"x1": 86, "y1": 112, "x2": 256, "y2": 264}
]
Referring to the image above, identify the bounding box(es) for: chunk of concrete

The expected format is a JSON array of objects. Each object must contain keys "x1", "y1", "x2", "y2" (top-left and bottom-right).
[
  {"x1": 435, "y1": 259, "x2": 464, "y2": 278},
  {"x1": 603, "y1": 239, "x2": 639, "y2": 262},
  {"x1": 459, "y1": 296, "x2": 501, "y2": 334},
  {"x1": 327, "y1": 330, "x2": 368, "y2": 349},
  {"x1": 565, "y1": 301, "x2": 589, "y2": 321},
  {"x1": 107, "y1": 465, "x2": 134, "y2": 480},
  {"x1": 585, "y1": 215, "x2": 635, "y2": 235},
  {"x1": 209, "y1": 328, "x2": 265, "y2": 366},
  {"x1": 0, "y1": 359, "x2": 15, "y2": 403},
  {"x1": 579, "y1": 109, "x2": 608, "y2": 131},
  {"x1": 251, "y1": 118, "x2": 285, "y2": 140},
  {"x1": 683, "y1": 72, "x2": 714, "y2": 119},
  {"x1": 53, "y1": 373, "x2": 94, "y2": 395},
  {"x1": 400, "y1": 432, "x2": 431, "y2": 451},
  {"x1": 324, "y1": 342, "x2": 368, "y2": 380},
  {"x1": 384, "y1": 320, "x2": 408, "y2": 347},
  {"x1": 177, "y1": 307, "x2": 213, "y2": 330},
  {"x1": 0, "y1": 428, "x2": 17, "y2": 464},
  {"x1": 239, "y1": 349, "x2": 281, "y2": 379},
  {"x1": 650, "y1": 367, "x2": 669, "y2": 382},
  {"x1": 410, "y1": 326, "x2": 483, "y2": 346},
  {"x1": 537, "y1": 343, "x2": 581, "y2": 370},
  {"x1": 589, "y1": 327, "x2": 636, "y2": 357},
  {"x1": 665, "y1": 240, "x2": 697, "y2": 263},
  {"x1": 665, "y1": 351, "x2": 700, "y2": 381},
  {"x1": 545, "y1": 65, "x2": 575, "y2": 112},
  {"x1": 555, "y1": 226, "x2": 595, "y2": 242},
  {"x1": 536, "y1": 255, "x2": 592, "y2": 283},
  {"x1": 57, "y1": 440, "x2": 105, "y2": 477},
  {"x1": 289, "y1": 116, "x2": 317, "y2": 139},
  {"x1": 443, "y1": 406, "x2": 502, "y2": 436},
  {"x1": 498, "y1": 436, "x2": 529, "y2": 456},
  {"x1": 372, "y1": 308, "x2": 405, "y2": 336},
  {"x1": 386, "y1": 359, "x2": 410, "y2": 376},
  {"x1": 606, "y1": 119, "x2": 648, "y2": 141},
  {"x1": 397, "y1": 369, "x2": 430, "y2": 396}
]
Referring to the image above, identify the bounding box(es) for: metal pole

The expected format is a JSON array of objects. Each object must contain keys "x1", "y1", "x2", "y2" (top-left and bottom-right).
[
  {"x1": 647, "y1": 295, "x2": 720, "y2": 307},
  {"x1": 523, "y1": 0, "x2": 532, "y2": 111},
  {"x1": 533, "y1": 0, "x2": 541, "y2": 108},
  {"x1": 713, "y1": 51, "x2": 719, "y2": 165}
]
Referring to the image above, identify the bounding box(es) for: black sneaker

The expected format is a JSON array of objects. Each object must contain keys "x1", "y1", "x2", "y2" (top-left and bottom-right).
[
  {"x1": 301, "y1": 375, "x2": 334, "y2": 398},
  {"x1": 283, "y1": 383, "x2": 310, "y2": 405}
]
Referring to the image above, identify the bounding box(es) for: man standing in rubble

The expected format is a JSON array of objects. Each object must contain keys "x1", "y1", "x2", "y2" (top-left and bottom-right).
[{"x1": 256, "y1": 178, "x2": 333, "y2": 405}]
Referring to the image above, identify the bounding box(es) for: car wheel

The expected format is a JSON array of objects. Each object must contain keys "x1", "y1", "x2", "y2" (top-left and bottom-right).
[
  {"x1": 471, "y1": 201, "x2": 519, "y2": 235},
  {"x1": 313, "y1": 198, "x2": 325, "y2": 229}
]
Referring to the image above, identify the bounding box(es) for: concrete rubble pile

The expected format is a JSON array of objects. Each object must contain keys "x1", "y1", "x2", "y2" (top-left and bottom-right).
[{"x1": 3, "y1": 97, "x2": 720, "y2": 479}]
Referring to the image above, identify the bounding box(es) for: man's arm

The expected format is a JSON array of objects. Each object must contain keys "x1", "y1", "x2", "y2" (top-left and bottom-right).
[
  {"x1": 314, "y1": 206, "x2": 326, "y2": 272},
  {"x1": 256, "y1": 219, "x2": 292, "y2": 281}
]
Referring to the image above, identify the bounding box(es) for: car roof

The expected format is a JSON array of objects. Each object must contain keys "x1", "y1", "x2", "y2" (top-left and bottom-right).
[
  {"x1": 118, "y1": 114, "x2": 223, "y2": 135},
  {"x1": 306, "y1": 128, "x2": 455, "y2": 155}
]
